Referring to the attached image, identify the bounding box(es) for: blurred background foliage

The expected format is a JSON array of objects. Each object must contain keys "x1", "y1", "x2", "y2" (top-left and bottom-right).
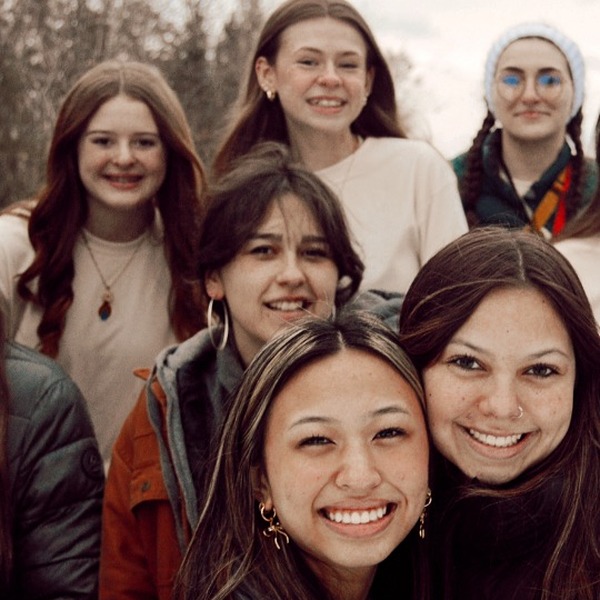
[{"x1": 0, "y1": 0, "x2": 412, "y2": 207}]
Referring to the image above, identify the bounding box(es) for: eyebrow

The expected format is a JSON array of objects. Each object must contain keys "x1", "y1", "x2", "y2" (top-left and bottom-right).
[
  {"x1": 84, "y1": 129, "x2": 160, "y2": 137},
  {"x1": 448, "y1": 339, "x2": 572, "y2": 360},
  {"x1": 250, "y1": 233, "x2": 329, "y2": 244},
  {"x1": 289, "y1": 405, "x2": 411, "y2": 429},
  {"x1": 498, "y1": 66, "x2": 565, "y2": 74},
  {"x1": 295, "y1": 46, "x2": 362, "y2": 57}
]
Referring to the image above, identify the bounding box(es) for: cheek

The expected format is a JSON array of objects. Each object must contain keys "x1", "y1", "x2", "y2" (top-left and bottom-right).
[{"x1": 311, "y1": 265, "x2": 340, "y2": 297}]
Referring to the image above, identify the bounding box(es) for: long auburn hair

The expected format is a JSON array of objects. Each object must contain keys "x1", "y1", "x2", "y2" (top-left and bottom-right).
[
  {"x1": 212, "y1": 0, "x2": 406, "y2": 176},
  {"x1": 174, "y1": 310, "x2": 429, "y2": 600},
  {"x1": 0, "y1": 315, "x2": 12, "y2": 587},
  {"x1": 398, "y1": 227, "x2": 600, "y2": 599},
  {"x1": 10, "y1": 60, "x2": 206, "y2": 357}
]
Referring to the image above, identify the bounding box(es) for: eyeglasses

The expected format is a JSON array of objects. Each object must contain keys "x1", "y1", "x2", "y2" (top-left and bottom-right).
[{"x1": 495, "y1": 71, "x2": 565, "y2": 102}]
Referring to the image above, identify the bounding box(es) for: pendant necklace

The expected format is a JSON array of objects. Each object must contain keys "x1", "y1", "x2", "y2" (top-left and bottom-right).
[{"x1": 81, "y1": 230, "x2": 147, "y2": 321}]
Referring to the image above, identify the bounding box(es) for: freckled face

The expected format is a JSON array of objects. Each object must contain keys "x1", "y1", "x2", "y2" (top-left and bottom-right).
[
  {"x1": 422, "y1": 286, "x2": 575, "y2": 484},
  {"x1": 258, "y1": 349, "x2": 429, "y2": 588}
]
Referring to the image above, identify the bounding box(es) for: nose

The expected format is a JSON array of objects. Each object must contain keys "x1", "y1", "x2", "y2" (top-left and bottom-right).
[
  {"x1": 478, "y1": 376, "x2": 522, "y2": 420},
  {"x1": 520, "y1": 76, "x2": 541, "y2": 103},
  {"x1": 317, "y1": 61, "x2": 342, "y2": 87},
  {"x1": 112, "y1": 140, "x2": 135, "y2": 166},
  {"x1": 334, "y1": 442, "x2": 382, "y2": 492},
  {"x1": 276, "y1": 253, "x2": 306, "y2": 287}
]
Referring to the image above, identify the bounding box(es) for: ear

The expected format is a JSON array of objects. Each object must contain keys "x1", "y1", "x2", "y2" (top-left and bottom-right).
[
  {"x1": 205, "y1": 270, "x2": 225, "y2": 300},
  {"x1": 255, "y1": 56, "x2": 276, "y2": 93},
  {"x1": 250, "y1": 464, "x2": 273, "y2": 510}
]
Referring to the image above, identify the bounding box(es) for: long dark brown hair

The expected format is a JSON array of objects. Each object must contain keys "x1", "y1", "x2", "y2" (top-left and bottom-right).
[
  {"x1": 398, "y1": 228, "x2": 600, "y2": 599},
  {"x1": 8, "y1": 60, "x2": 206, "y2": 357},
  {"x1": 198, "y1": 142, "x2": 364, "y2": 323},
  {"x1": 174, "y1": 310, "x2": 429, "y2": 600},
  {"x1": 212, "y1": 0, "x2": 406, "y2": 176}
]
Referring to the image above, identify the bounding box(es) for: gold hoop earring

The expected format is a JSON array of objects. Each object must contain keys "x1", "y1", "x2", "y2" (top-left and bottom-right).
[
  {"x1": 207, "y1": 298, "x2": 230, "y2": 351},
  {"x1": 259, "y1": 502, "x2": 289, "y2": 550},
  {"x1": 419, "y1": 489, "x2": 432, "y2": 540}
]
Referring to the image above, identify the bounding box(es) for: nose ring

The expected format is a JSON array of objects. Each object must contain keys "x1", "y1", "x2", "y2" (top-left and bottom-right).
[{"x1": 515, "y1": 406, "x2": 524, "y2": 420}]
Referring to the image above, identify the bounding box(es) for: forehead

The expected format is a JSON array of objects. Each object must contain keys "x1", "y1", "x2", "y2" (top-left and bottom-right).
[
  {"x1": 455, "y1": 286, "x2": 573, "y2": 351},
  {"x1": 268, "y1": 348, "x2": 424, "y2": 424},
  {"x1": 85, "y1": 94, "x2": 158, "y2": 131},
  {"x1": 496, "y1": 37, "x2": 570, "y2": 74},
  {"x1": 258, "y1": 193, "x2": 323, "y2": 235},
  {"x1": 278, "y1": 16, "x2": 367, "y2": 56}
]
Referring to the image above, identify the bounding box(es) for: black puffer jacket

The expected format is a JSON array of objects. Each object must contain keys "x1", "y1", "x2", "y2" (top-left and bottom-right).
[{"x1": 5, "y1": 341, "x2": 104, "y2": 599}]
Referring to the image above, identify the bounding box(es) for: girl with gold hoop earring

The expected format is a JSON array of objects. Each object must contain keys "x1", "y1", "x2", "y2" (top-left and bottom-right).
[{"x1": 100, "y1": 142, "x2": 369, "y2": 599}]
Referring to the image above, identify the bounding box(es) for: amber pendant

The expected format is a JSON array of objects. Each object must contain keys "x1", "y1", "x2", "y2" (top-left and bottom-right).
[{"x1": 98, "y1": 290, "x2": 113, "y2": 321}]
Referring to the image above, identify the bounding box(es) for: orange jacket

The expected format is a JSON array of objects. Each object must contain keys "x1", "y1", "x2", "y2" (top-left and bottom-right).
[{"x1": 99, "y1": 370, "x2": 191, "y2": 600}]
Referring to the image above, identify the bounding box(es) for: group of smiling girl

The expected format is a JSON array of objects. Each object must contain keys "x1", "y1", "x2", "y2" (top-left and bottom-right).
[{"x1": 0, "y1": 1, "x2": 599, "y2": 599}]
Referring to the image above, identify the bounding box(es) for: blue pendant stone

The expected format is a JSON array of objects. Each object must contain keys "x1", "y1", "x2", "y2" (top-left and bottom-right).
[{"x1": 98, "y1": 301, "x2": 112, "y2": 321}]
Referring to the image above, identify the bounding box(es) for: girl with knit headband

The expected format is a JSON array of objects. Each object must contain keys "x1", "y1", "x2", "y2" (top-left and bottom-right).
[{"x1": 453, "y1": 22, "x2": 597, "y2": 238}]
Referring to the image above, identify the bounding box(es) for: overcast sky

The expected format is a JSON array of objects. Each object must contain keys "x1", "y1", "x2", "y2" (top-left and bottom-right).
[{"x1": 261, "y1": 0, "x2": 600, "y2": 157}]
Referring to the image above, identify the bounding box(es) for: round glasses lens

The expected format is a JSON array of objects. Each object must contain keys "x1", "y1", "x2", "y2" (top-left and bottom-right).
[
  {"x1": 536, "y1": 72, "x2": 563, "y2": 100},
  {"x1": 497, "y1": 73, "x2": 523, "y2": 101},
  {"x1": 496, "y1": 71, "x2": 564, "y2": 102}
]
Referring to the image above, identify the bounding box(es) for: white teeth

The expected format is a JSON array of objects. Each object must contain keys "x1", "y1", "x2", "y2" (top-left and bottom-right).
[
  {"x1": 268, "y1": 300, "x2": 305, "y2": 311},
  {"x1": 469, "y1": 429, "x2": 523, "y2": 448},
  {"x1": 325, "y1": 505, "x2": 388, "y2": 525},
  {"x1": 310, "y1": 99, "x2": 343, "y2": 107}
]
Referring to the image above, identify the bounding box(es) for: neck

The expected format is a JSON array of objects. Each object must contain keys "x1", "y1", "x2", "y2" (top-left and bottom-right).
[
  {"x1": 289, "y1": 129, "x2": 360, "y2": 171},
  {"x1": 500, "y1": 130, "x2": 566, "y2": 182},
  {"x1": 85, "y1": 203, "x2": 153, "y2": 242}
]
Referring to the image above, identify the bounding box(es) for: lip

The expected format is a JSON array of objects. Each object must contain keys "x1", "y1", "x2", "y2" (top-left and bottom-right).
[
  {"x1": 264, "y1": 297, "x2": 313, "y2": 313},
  {"x1": 458, "y1": 424, "x2": 533, "y2": 458},
  {"x1": 319, "y1": 502, "x2": 397, "y2": 538},
  {"x1": 103, "y1": 174, "x2": 144, "y2": 189},
  {"x1": 515, "y1": 110, "x2": 547, "y2": 119},
  {"x1": 307, "y1": 96, "x2": 347, "y2": 112}
]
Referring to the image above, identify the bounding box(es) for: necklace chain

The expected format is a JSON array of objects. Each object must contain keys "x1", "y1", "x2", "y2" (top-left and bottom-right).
[{"x1": 81, "y1": 230, "x2": 147, "y2": 320}]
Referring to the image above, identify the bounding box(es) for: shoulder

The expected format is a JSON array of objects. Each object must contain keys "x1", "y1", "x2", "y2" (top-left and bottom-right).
[
  {"x1": 6, "y1": 341, "x2": 100, "y2": 468},
  {"x1": 0, "y1": 211, "x2": 31, "y2": 245},
  {"x1": 6, "y1": 341, "x2": 103, "y2": 499},
  {"x1": 364, "y1": 136, "x2": 446, "y2": 160},
  {"x1": 6, "y1": 341, "x2": 85, "y2": 417},
  {"x1": 358, "y1": 137, "x2": 454, "y2": 179}
]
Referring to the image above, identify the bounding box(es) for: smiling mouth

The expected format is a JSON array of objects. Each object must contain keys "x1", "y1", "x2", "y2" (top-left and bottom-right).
[
  {"x1": 105, "y1": 175, "x2": 143, "y2": 183},
  {"x1": 468, "y1": 428, "x2": 525, "y2": 448},
  {"x1": 322, "y1": 503, "x2": 394, "y2": 525},
  {"x1": 308, "y1": 98, "x2": 345, "y2": 108},
  {"x1": 265, "y1": 300, "x2": 310, "y2": 312}
]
